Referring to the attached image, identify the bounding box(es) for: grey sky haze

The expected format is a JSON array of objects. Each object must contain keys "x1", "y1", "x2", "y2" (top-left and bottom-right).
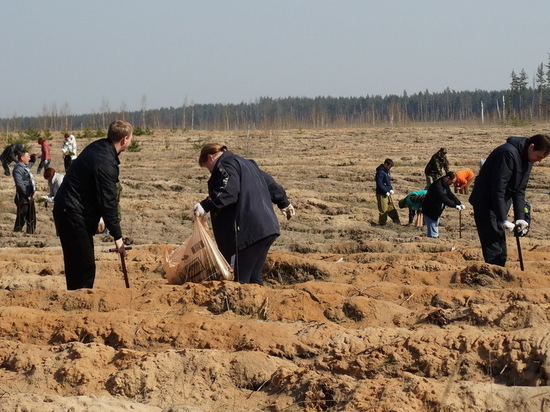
[{"x1": 2, "y1": 0, "x2": 549, "y2": 118}]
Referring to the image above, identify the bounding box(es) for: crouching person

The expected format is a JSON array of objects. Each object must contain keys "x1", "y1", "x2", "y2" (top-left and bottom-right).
[{"x1": 422, "y1": 171, "x2": 464, "y2": 238}]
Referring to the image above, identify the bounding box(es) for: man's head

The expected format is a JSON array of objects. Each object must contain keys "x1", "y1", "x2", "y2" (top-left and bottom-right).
[
  {"x1": 383, "y1": 158, "x2": 394, "y2": 170},
  {"x1": 443, "y1": 171, "x2": 456, "y2": 185},
  {"x1": 526, "y1": 134, "x2": 550, "y2": 163},
  {"x1": 64, "y1": 133, "x2": 70, "y2": 140},
  {"x1": 17, "y1": 150, "x2": 30, "y2": 165},
  {"x1": 439, "y1": 148, "x2": 447, "y2": 156},
  {"x1": 107, "y1": 120, "x2": 133, "y2": 153}
]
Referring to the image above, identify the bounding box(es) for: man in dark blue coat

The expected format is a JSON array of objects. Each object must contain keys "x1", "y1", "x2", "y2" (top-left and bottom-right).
[
  {"x1": 469, "y1": 134, "x2": 550, "y2": 266},
  {"x1": 53, "y1": 120, "x2": 133, "y2": 290},
  {"x1": 375, "y1": 158, "x2": 400, "y2": 225}
]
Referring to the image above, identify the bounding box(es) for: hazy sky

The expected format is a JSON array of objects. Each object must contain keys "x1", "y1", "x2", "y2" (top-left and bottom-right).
[{"x1": 2, "y1": 0, "x2": 549, "y2": 117}]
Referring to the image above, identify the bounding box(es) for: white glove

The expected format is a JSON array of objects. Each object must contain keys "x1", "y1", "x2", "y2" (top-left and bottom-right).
[
  {"x1": 502, "y1": 220, "x2": 515, "y2": 232},
  {"x1": 514, "y1": 219, "x2": 529, "y2": 236},
  {"x1": 281, "y1": 204, "x2": 295, "y2": 220},
  {"x1": 193, "y1": 203, "x2": 206, "y2": 217},
  {"x1": 386, "y1": 192, "x2": 390, "y2": 197},
  {"x1": 459, "y1": 204, "x2": 465, "y2": 210},
  {"x1": 455, "y1": 205, "x2": 461, "y2": 210},
  {"x1": 389, "y1": 190, "x2": 394, "y2": 195}
]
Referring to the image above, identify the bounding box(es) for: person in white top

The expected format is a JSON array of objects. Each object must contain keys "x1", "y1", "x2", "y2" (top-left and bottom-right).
[
  {"x1": 61, "y1": 133, "x2": 77, "y2": 172},
  {"x1": 42, "y1": 167, "x2": 64, "y2": 202}
]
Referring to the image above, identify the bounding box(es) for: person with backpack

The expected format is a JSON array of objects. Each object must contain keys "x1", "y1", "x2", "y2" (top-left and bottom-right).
[{"x1": 469, "y1": 134, "x2": 550, "y2": 266}]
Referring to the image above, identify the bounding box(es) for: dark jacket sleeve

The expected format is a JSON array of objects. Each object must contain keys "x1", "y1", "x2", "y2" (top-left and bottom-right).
[
  {"x1": 95, "y1": 161, "x2": 122, "y2": 240},
  {"x1": 488, "y1": 150, "x2": 516, "y2": 222},
  {"x1": 375, "y1": 166, "x2": 392, "y2": 194},
  {"x1": 259, "y1": 169, "x2": 290, "y2": 209},
  {"x1": 200, "y1": 160, "x2": 241, "y2": 213}
]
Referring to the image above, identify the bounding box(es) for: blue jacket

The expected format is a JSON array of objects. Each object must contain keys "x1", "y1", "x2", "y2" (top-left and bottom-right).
[
  {"x1": 469, "y1": 136, "x2": 531, "y2": 223},
  {"x1": 200, "y1": 150, "x2": 290, "y2": 259},
  {"x1": 53, "y1": 138, "x2": 122, "y2": 239},
  {"x1": 375, "y1": 164, "x2": 393, "y2": 195}
]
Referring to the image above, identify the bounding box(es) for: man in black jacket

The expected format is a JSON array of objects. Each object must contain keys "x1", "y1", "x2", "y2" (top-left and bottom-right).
[
  {"x1": 53, "y1": 120, "x2": 133, "y2": 290},
  {"x1": 469, "y1": 134, "x2": 550, "y2": 266},
  {"x1": 422, "y1": 171, "x2": 464, "y2": 238}
]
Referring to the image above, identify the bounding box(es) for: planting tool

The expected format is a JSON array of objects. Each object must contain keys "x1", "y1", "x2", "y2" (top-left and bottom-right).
[{"x1": 109, "y1": 247, "x2": 133, "y2": 288}]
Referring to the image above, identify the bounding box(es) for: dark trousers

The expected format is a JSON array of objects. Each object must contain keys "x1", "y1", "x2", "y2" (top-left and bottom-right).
[
  {"x1": 14, "y1": 195, "x2": 36, "y2": 233},
  {"x1": 37, "y1": 159, "x2": 51, "y2": 174},
  {"x1": 54, "y1": 207, "x2": 96, "y2": 290},
  {"x1": 234, "y1": 235, "x2": 277, "y2": 285},
  {"x1": 63, "y1": 156, "x2": 73, "y2": 173},
  {"x1": 2, "y1": 160, "x2": 11, "y2": 176},
  {"x1": 473, "y1": 207, "x2": 507, "y2": 266}
]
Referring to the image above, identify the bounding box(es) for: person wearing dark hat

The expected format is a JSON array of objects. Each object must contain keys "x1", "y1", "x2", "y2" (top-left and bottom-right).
[
  {"x1": 424, "y1": 147, "x2": 450, "y2": 188},
  {"x1": 1, "y1": 144, "x2": 23, "y2": 176}
]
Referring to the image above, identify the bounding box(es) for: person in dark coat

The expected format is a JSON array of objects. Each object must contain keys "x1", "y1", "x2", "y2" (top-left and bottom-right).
[
  {"x1": 1, "y1": 144, "x2": 23, "y2": 176},
  {"x1": 12, "y1": 150, "x2": 36, "y2": 233},
  {"x1": 53, "y1": 120, "x2": 133, "y2": 290},
  {"x1": 375, "y1": 158, "x2": 400, "y2": 225},
  {"x1": 422, "y1": 171, "x2": 464, "y2": 238},
  {"x1": 194, "y1": 144, "x2": 295, "y2": 285},
  {"x1": 469, "y1": 134, "x2": 550, "y2": 266}
]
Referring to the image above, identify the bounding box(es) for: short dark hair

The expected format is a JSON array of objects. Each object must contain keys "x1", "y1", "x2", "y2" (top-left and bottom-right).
[
  {"x1": 445, "y1": 171, "x2": 456, "y2": 180},
  {"x1": 384, "y1": 158, "x2": 394, "y2": 167},
  {"x1": 526, "y1": 134, "x2": 550, "y2": 155}
]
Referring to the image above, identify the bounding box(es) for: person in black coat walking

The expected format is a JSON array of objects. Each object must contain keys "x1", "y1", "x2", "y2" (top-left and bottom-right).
[
  {"x1": 422, "y1": 171, "x2": 464, "y2": 238},
  {"x1": 469, "y1": 134, "x2": 550, "y2": 266},
  {"x1": 194, "y1": 144, "x2": 295, "y2": 285},
  {"x1": 53, "y1": 120, "x2": 133, "y2": 290}
]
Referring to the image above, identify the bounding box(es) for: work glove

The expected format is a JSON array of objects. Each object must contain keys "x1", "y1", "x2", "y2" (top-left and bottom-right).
[
  {"x1": 281, "y1": 204, "x2": 295, "y2": 220},
  {"x1": 389, "y1": 190, "x2": 394, "y2": 195},
  {"x1": 514, "y1": 219, "x2": 529, "y2": 237},
  {"x1": 455, "y1": 205, "x2": 462, "y2": 210},
  {"x1": 385, "y1": 192, "x2": 390, "y2": 197},
  {"x1": 502, "y1": 220, "x2": 515, "y2": 232},
  {"x1": 193, "y1": 203, "x2": 206, "y2": 217},
  {"x1": 458, "y1": 204, "x2": 466, "y2": 210}
]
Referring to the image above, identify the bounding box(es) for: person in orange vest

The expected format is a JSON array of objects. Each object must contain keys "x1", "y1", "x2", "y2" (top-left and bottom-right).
[{"x1": 453, "y1": 169, "x2": 475, "y2": 194}]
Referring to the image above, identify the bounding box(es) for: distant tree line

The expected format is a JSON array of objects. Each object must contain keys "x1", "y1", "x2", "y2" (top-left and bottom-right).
[{"x1": 2, "y1": 55, "x2": 550, "y2": 133}]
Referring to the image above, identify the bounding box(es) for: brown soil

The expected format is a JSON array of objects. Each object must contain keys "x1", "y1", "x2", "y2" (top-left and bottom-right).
[{"x1": 1, "y1": 125, "x2": 549, "y2": 411}]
